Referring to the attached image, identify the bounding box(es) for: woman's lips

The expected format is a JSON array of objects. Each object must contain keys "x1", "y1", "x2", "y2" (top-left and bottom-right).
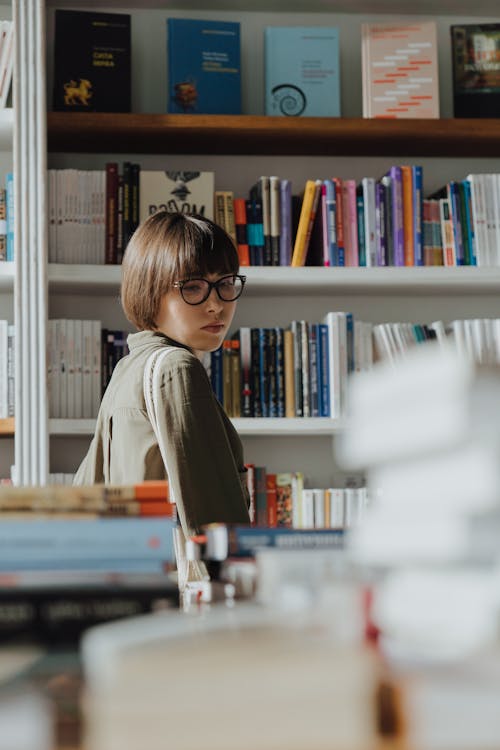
[{"x1": 202, "y1": 324, "x2": 224, "y2": 333}]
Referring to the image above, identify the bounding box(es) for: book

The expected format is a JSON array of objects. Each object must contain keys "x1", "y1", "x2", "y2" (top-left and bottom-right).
[
  {"x1": 228, "y1": 526, "x2": 345, "y2": 556},
  {"x1": 139, "y1": 170, "x2": 214, "y2": 222},
  {"x1": 53, "y1": 10, "x2": 131, "y2": 113},
  {"x1": 0, "y1": 21, "x2": 13, "y2": 109},
  {"x1": 451, "y1": 24, "x2": 500, "y2": 118},
  {"x1": 264, "y1": 27, "x2": 341, "y2": 117},
  {"x1": 361, "y1": 22, "x2": 439, "y2": 119},
  {"x1": 291, "y1": 179, "x2": 321, "y2": 266},
  {"x1": 167, "y1": 18, "x2": 241, "y2": 114}
]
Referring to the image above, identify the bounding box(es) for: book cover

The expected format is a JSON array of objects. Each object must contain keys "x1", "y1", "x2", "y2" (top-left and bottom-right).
[
  {"x1": 361, "y1": 22, "x2": 439, "y2": 119},
  {"x1": 167, "y1": 18, "x2": 241, "y2": 114},
  {"x1": 53, "y1": 10, "x2": 131, "y2": 113},
  {"x1": 229, "y1": 526, "x2": 344, "y2": 556},
  {"x1": 264, "y1": 27, "x2": 341, "y2": 117},
  {"x1": 451, "y1": 24, "x2": 500, "y2": 117},
  {"x1": 139, "y1": 170, "x2": 214, "y2": 222}
]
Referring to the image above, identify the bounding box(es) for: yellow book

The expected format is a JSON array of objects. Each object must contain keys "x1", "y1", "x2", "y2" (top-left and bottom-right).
[{"x1": 291, "y1": 179, "x2": 321, "y2": 266}]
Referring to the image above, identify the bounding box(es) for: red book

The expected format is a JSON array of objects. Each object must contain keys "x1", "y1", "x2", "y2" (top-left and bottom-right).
[
  {"x1": 234, "y1": 198, "x2": 250, "y2": 266},
  {"x1": 266, "y1": 473, "x2": 277, "y2": 528}
]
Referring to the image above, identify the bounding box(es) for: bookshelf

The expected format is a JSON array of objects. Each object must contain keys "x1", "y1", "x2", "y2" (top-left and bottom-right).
[
  {"x1": 34, "y1": 1, "x2": 500, "y2": 486},
  {"x1": 47, "y1": 113, "x2": 500, "y2": 158}
]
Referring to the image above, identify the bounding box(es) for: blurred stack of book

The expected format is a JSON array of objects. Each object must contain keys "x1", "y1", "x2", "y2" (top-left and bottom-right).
[{"x1": 340, "y1": 343, "x2": 500, "y2": 749}]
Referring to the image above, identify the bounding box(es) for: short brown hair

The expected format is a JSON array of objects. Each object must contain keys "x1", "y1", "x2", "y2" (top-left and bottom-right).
[{"x1": 121, "y1": 211, "x2": 240, "y2": 330}]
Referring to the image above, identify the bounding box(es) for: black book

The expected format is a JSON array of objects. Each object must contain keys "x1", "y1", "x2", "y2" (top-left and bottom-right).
[
  {"x1": 53, "y1": 10, "x2": 131, "y2": 113},
  {"x1": 451, "y1": 24, "x2": 500, "y2": 118}
]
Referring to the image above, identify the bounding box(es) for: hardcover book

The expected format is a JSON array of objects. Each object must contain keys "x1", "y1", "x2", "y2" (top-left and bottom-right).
[
  {"x1": 167, "y1": 18, "x2": 241, "y2": 114},
  {"x1": 451, "y1": 24, "x2": 500, "y2": 117},
  {"x1": 361, "y1": 22, "x2": 439, "y2": 119},
  {"x1": 53, "y1": 10, "x2": 131, "y2": 113},
  {"x1": 264, "y1": 27, "x2": 341, "y2": 117},
  {"x1": 139, "y1": 170, "x2": 214, "y2": 222}
]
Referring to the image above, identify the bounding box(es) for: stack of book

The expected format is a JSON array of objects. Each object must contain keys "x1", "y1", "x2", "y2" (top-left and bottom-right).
[
  {"x1": 338, "y1": 343, "x2": 500, "y2": 746},
  {"x1": 0, "y1": 481, "x2": 178, "y2": 642}
]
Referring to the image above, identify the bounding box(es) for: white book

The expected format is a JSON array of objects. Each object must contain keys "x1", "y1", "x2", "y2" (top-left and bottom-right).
[
  {"x1": 371, "y1": 441, "x2": 500, "y2": 516},
  {"x1": 0, "y1": 319, "x2": 7, "y2": 418},
  {"x1": 56, "y1": 319, "x2": 67, "y2": 419},
  {"x1": 91, "y1": 320, "x2": 102, "y2": 418},
  {"x1": 65, "y1": 319, "x2": 75, "y2": 419},
  {"x1": 48, "y1": 170, "x2": 57, "y2": 263},
  {"x1": 467, "y1": 174, "x2": 485, "y2": 267},
  {"x1": 82, "y1": 320, "x2": 93, "y2": 419},
  {"x1": 490, "y1": 173, "x2": 500, "y2": 266},
  {"x1": 361, "y1": 178, "x2": 376, "y2": 267},
  {"x1": 7, "y1": 323, "x2": 14, "y2": 417},
  {"x1": 73, "y1": 320, "x2": 83, "y2": 419},
  {"x1": 312, "y1": 489, "x2": 325, "y2": 529},
  {"x1": 139, "y1": 170, "x2": 214, "y2": 223},
  {"x1": 300, "y1": 320, "x2": 310, "y2": 418},
  {"x1": 291, "y1": 471, "x2": 304, "y2": 530},
  {"x1": 428, "y1": 319, "x2": 447, "y2": 346},
  {"x1": 301, "y1": 488, "x2": 314, "y2": 529},
  {"x1": 323, "y1": 311, "x2": 347, "y2": 419},
  {"x1": 328, "y1": 488, "x2": 344, "y2": 528}
]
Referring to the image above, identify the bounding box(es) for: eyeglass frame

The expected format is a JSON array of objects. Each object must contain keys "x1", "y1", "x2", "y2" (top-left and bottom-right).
[{"x1": 171, "y1": 274, "x2": 247, "y2": 305}]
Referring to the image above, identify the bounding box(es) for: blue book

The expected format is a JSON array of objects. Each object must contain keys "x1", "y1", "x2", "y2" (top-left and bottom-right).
[
  {"x1": 279, "y1": 179, "x2": 292, "y2": 266},
  {"x1": 6, "y1": 172, "x2": 13, "y2": 261},
  {"x1": 0, "y1": 518, "x2": 176, "y2": 564},
  {"x1": 167, "y1": 18, "x2": 241, "y2": 114},
  {"x1": 318, "y1": 323, "x2": 330, "y2": 417},
  {"x1": 210, "y1": 347, "x2": 223, "y2": 402},
  {"x1": 412, "y1": 165, "x2": 424, "y2": 266},
  {"x1": 356, "y1": 193, "x2": 366, "y2": 267},
  {"x1": 229, "y1": 526, "x2": 345, "y2": 556},
  {"x1": 264, "y1": 27, "x2": 341, "y2": 117},
  {"x1": 462, "y1": 179, "x2": 477, "y2": 266}
]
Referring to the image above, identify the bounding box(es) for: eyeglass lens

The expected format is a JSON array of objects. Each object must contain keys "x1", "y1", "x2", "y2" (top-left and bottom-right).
[{"x1": 181, "y1": 276, "x2": 244, "y2": 304}]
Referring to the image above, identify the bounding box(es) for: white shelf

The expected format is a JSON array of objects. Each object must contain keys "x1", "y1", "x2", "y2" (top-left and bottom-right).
[
  {"x1": 0, "y1": 262, "x2": 14, "y2": 291},
  {"x1": 49, "y1": 417, "x2": 344, "y2": 437},
  {"x1": 48, "y1": 264, "x2": 500, "y2": 297},
  {"x1": 45, "y1": 0, "x2": 500, "y2": 15},
  {"x1": 0, "y1": 108, "x2": 13, "y2": 152}
]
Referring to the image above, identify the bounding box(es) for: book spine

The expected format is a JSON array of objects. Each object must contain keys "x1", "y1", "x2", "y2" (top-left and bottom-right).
[
  {"x1": 238, "y1": 327, "x2": 253, "y2": 417},
  {"x1": 250, "y1": 328, "x2": 262, "y2": 417},
  {"x1": 258, "y1": 327, "x2": 269, "y2": 418},
  {"x1": 254, "y1": 466, "x2": 267, "y2": 527},
  {"x1": 229, "y1": 526, "x2": 345, "y2": 556},
  {"x1": 279, "y1": 179, "x2": 292, "y2": 266},
  {"x1": 356, "y1": 192, "x2": 366, "y2": 267},
  {"x1": 291, "y1": 180, "x2": 318, "y2": 267},
  {"x1": 318, "y1": 323, "x2": 330, "y2": 417},
  {"x1": 210, "y1": 347, "x2": 223, "y2": 403},
  {"x1": 274, "y1": 327, "x2": 285, "y2": 418},
  {"x1": 389, "y1": 166, "x2": 404, "y2": 266},
  {"x1": 401, "y1": 165, "x2": 414, "y2": 266},
  {"x1": 412, "y1": 165, "x2": 424, "y2": 266},
  {"x1": 105, "y1": 162, "x2": 118, "y2": 264},
  {"x1": 265, "y1": 473, "x2": 277, "y2": 527},
  {"x1": 332, "y1": 178, "x2": 345, "y2": 266},
  {"x1": 290, "y1": 320, "x2": 303, "y2": 417},
  {"x1": 266, "y1": 327, "x2": 277, "y2": 418},
  {"x1": 283, "y1": 328, "x2": 295, "y2": 419},
  {"x1": 233, "y1": 198, "x2": 250, "y2": 266},
  {"x1": 269, "y1": 176, "x2": 281, "y2": 266},
  {"x1": 308, "y1": 323, "x2": 319, "y2": 417}
]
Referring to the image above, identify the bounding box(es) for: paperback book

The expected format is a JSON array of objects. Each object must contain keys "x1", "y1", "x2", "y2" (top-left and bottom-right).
[
  {"x1": 361, "y1": 21, "x2": 439, "y2": 119},
  {"x1": 264, "y1": 27, "x2": 341, "y2": 117},
  {"x1": 53, "y1": 10, "x2": 131, "y2": 113},
  {"x1": 167, "y1": 18, "x2": 241, "y2": 114},
  {"x1": 451, "y1": 24, "x2": 500, "y2": 117},
  {"x1": 139, "y1": 170, "x2": 214, "y2": 222}
]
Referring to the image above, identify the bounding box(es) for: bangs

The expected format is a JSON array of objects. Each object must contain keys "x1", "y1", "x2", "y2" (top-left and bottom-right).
[{"x1": 171, "y1": 215, "x2": 239, "y2": 280}]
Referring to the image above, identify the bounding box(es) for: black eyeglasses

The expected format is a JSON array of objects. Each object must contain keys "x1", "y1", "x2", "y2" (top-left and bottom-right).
[{"x1": 172, "y1": 274, "x2": 247, "y2": 305}]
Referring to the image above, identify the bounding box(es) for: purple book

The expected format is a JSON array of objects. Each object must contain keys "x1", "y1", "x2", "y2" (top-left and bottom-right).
[
  {"x1": 279, "y1": 179, "x2": 292, "y2": 265},
  {"x1": 389, "y1": 165, "x2": 404, "y2": 266}
]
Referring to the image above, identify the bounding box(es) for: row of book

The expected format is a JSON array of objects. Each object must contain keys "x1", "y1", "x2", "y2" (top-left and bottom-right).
[
  {"x1": 207, "y1": 317, "x2": 373, "y2": 420},
  {"x1": 373, "y1": 317, "x2": 500, "y2": 366},
  {"x1": 53, "y1": 10, "x2": 500, "y2": 120},
  {"x1": 48, "y1": 166, "x2": 214, "y2": 265},
  {"x1": 47, "y1": 320, "x2": 129, "y2": 420},
  {"x1": 245, "y1": 465, "x2": 368, "y2": 531},
  {"x1": 0, "y1": 319, "x2": 14, "y2": 419},
  {"x1": 0, "y1": 174, "x2": 14, "y2": 262}
]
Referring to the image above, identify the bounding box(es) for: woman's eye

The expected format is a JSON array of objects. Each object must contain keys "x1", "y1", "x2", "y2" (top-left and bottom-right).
[{"x1": 184, "y1": 282, "x2": 203, "y2": 293}]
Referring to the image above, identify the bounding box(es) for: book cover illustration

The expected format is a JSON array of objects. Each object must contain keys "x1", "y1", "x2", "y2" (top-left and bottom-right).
[
  {"x1": 451, "y1": 24, "x2": 500, "y2": 117},
  {"x1": 139, "y1": 170, "x2": 214, "y2": 222},
  {"x1": 265, "y1": 27, "x2": 341, "y2": 117},
  {"x1": 362, "y1": 22, "x2": 439, "y2": 119},
  {"x1": 167, "y1": 18, "x2": 241, "y2": 114},
  {"x1": 53, "y1": 10, "x2": 131, "y2": 113}
]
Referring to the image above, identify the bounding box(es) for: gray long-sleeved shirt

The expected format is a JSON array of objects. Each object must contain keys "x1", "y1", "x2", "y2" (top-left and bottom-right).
[{"x1": 74, "y1": 330, "x2": 250, "y2": 535}]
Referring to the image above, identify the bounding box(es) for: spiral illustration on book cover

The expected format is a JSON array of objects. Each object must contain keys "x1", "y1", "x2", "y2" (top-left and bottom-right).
[{"x1": 271, "y1": 84, "x2": 306, "y2": 116}]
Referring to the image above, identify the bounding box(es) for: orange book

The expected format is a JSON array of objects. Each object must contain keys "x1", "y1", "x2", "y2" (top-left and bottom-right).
[
  {"x1": 104, "y1": 500, "x2": 176, "y2": 517},
  {"x1": 401, "y1": 165, "x2": 414, "y2": 266},
  {"x1": 233, "y1": 197, "x2": 250, "y2": 266},
  {"x1": 130, "y1": 480, "x2": 169, "y2": 501}
]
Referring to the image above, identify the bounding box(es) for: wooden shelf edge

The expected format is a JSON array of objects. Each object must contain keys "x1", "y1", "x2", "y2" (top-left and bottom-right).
[
  {"x1": 47, "y1": 112, "x2": 500, "y2": 157},
  {"x1": 0, "y1": 417, "x2": 14, "y2": 436}
]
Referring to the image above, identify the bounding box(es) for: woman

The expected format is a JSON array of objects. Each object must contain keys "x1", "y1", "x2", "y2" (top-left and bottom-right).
[{"x1": 74, "y1": 211, "x2": 250, "y2": 538}]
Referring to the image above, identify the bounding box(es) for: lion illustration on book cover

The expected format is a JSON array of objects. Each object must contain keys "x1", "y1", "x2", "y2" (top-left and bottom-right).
[
  {"x1": 173, "y1": 81, "x2": 198, "y2": 112},
  {"x1": 63, "y1": 78, "x2": 93, "y2": 106}
]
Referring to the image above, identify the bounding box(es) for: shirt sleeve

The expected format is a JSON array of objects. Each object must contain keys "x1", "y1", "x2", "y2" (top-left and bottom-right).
[{"x1": 155, "y1": 351, "x2": 250, "y2": 536}]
